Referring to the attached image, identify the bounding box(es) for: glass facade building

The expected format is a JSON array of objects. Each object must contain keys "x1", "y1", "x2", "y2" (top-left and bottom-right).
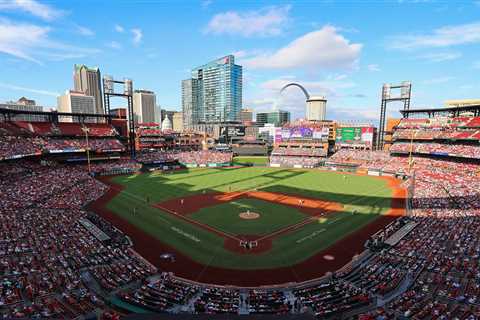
[
  {"x1": 256, "y1": 110, "x2": 291, "y2": 127},
  {"x1": 182, "y1": 55, "x2": 242, "y2": 127}
]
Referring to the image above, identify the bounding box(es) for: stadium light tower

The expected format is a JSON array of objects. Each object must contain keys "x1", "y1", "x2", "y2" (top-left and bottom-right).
[
  {"x1": 81, "y1": 126, "x2": 91, "y2": 174},
  {"x1": 377, "y1": 81, "x2": 412, "y2": 150},
  {"x1": 103, "y1": 76, "x2": 136, "y2": 158}
]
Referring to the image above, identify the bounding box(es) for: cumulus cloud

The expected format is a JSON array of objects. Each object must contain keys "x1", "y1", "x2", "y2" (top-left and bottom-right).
[
  {"x1": 204, "y1": 5, "x2": 290, "y2": 37},
  {"x1": 389, "y1": 21, "x2": 480, "y2": 50},
  {"x1": 241, "y1": 26, "x2": 362, "y2": 70},
  {"x1": 0, "y1": 19, "x2": 99, "y2": 64},
  {"x1": 131, "y1": 28, "x2": 142, "y2": 45},
  {"x1": 0, "y1": 0, "x2": 64, "y2": 21}
]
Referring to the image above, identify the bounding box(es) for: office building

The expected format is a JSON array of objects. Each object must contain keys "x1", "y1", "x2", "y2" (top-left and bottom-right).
[
  {"x1": 182, "y1": 55, "x2": 242, "y2": 127},
  {"x1": 73, "y1": 64, "x2": 104, "y2": 115},
  {"x1": 256, "y1": 110, "x2": 290, "y2": 127},
  {"x1": 240, "y1": 108, "x2": 253, "y2": 123},
  {"x1": 306, "y1": 96, "x2": 327, "y2": 121},
  {"x1": 172, "y1": 112, "x2": 183, "y2": 132},
  {"x1": 0, "y1": 97, "x2": 44, "y2": 122},
  {"x1": 57, "y1": 90, "x2": 96, "y2": 122},
  {"x1": 133, "y1": 90, "x2": 156, "y2": 124}
]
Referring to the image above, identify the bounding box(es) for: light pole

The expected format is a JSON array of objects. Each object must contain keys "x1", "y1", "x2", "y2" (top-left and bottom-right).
[{"x1": 82, "y1": 126, "x2": 91, "y2": 174}]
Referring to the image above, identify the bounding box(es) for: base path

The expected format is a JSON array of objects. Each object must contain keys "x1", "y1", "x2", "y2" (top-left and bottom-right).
[
  {"x1": 154, "y1": 190, "x2": 343, "y2": 217},
  {"x1": 90, "y1": 175, "x2": 407, "y2": 286}
]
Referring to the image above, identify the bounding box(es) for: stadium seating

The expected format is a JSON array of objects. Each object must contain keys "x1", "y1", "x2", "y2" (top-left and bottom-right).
[
  {"x1": 3, "y1": 116, "x2": 480, "y2": 318},
  {"x1": 137, "y1": 150, "x2": 232, "y2": 165}
]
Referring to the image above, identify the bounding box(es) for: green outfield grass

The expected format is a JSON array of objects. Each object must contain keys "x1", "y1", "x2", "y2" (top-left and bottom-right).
[
  {"x1": 232, "y1": 156, "x2": 269, "y2": 165},
  {"x1": 105, "y1": 167, "x2": 395, "y2": 269}
]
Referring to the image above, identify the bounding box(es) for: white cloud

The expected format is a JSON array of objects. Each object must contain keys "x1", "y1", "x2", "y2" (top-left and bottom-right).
[
  {"x1": 246, "y1": 76, "x2": 359, "y2": 118},
  {"x1": 329, "y1": 107, "x2": 378, "y2": 121},
  {"x1": 0, "y1": 19, "x2": 99, "y2": 64},
  {"x1": 262, "y1": 78, "x2": 356, "y2": 95},
  {"x1": 417, "y1": 51, "x2": 462, "y2": 62},
  {"x1": 0, "y1": 0, "x2": 64, "y2": 21},
  {"x1": 106, "y1": 41, "x2": 121, "y2": 49},
  {"x1": 76, "y1": 25, "x2": 94, "y2": 37},
  {"x1": 389, "y1": 21, "x2": 480, "y2": 50},
  {"x1": 204, "y1": 5, "x2": 290, "y2": 37},
  {"x1": 0, "y1": 82, "x2": 59, "y2": 96},
  {"x1": 241, "y1": 26, "x2": 362, "y2": 70},
  {"x1": 114, "y1": 24, "x2": 124, "y2": 33},
  {"x1": 131, "y1": 28, "x2": 142, "y2": 45},
  {"x1": 367, "y1": 64, "x2": 381, "y2": 72},
  {"x1": 422, "y1": 76, "x2": 454, "y2": 84}
]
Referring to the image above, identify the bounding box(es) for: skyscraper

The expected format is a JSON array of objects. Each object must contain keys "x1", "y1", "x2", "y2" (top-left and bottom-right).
[
  {"x1": 73, "y1": 64, "x2": 104, "y2": 115},
  {"x1": 182, "y1": 55, "x2": 242, "y2": 128},
  {"x1": 133, "y1": 90, "x2": 156, "y2": 124}
]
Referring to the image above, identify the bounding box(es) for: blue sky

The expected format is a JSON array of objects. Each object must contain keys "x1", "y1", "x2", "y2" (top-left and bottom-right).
[{"x1": 0, "y1": 0, "x2": 479, "y2": 122}]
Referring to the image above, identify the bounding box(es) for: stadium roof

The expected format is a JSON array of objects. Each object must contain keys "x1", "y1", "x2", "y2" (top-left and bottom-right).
[{"x1": 400, "y1": 104, "x2": 480, "y2": 118}]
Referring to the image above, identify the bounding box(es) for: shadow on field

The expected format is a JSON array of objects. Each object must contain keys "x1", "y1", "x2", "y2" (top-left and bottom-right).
[{"x1": 122, "y1": 168, "x2": 470, "y2": 210}]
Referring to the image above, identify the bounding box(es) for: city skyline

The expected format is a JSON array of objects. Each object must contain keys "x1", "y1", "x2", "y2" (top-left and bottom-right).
[{"x1": 0, "y1": 0, "x2": 480, "y2": 122}]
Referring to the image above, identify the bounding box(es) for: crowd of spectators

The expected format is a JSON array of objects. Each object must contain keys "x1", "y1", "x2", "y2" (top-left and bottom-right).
[
  {"x1": 137, "y1": 150, "x2": 232, "y2": 165},
  {"x1": 269, "y1": 155, "x2": 322, "y2": 168},
  {"x1": 119, "y1": 273, "x2": 199, "y2": 313},
  {"x1": 85, "y1": 158, "x2": 141, "y2": 175},
  {"x1": 193, "y1": 287, "x2": 240, "y2": 314},
  {"x1": 247, "y1": 290, "x2": 291, "y2": 315},
  {"x1": 329, "y1": 149, "x2": 480, "y2": 319},
  {"x1": 0, "y1": 160, "x2": 155, "y2": 319},
  {"x1": 390, "y1": 142, "x2": 480, "y2": 159},
  {"x1": 271, "y1": 146, "x2": 327, "y2": 157},
  {"x1": 0, "y1": 121, "x2": 125, "y2": 160}
]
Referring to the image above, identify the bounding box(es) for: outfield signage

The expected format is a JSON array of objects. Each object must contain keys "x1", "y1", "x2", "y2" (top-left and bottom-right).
[
  {"x1": 336, "y1": 127, "x2": 374, "y2": 146},
  {"x1": 281, "y1": 126, "x2": 329, "y2": 141}
]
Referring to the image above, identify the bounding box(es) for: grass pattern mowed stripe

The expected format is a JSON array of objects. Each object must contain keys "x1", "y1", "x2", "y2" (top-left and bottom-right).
[{"x1": 106, "y1": 167, "x2": 396, "y2": 270}]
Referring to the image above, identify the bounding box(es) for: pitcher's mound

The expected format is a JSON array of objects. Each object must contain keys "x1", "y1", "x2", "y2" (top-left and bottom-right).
[{"x1": 239, "y1": 211, "x2": 260, "y2": 220}]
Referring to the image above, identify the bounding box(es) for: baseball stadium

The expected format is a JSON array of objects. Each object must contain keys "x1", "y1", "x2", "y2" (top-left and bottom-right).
[{"x1": 3, "y1": 93, "x2": 480, "y2": 320}]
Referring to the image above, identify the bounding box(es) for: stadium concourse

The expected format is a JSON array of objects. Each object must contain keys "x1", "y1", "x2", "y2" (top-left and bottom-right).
[{"x1": 1, "y1": 118, "x2": 480, "y2": 319}]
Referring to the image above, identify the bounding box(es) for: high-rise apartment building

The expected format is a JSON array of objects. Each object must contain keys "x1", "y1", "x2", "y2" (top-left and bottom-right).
[
  {"x1": 133, "y1": 90, "x2": 156, "y2": 124},
  {"x1": 73, "y1": 64, "x2": 104, "y2": 115},
  {"x1": 182, "y1": 55, "x2": 242, "y2": 128}
]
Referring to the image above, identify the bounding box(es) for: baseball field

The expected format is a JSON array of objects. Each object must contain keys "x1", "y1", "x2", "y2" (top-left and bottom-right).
[{"x1": 90, "y1": 167, "x2": 405, "y2": 286}]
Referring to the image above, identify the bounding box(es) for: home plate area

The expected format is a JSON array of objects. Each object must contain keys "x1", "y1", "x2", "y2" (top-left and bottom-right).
[{"x1": 153, "y1": 190, "x2": 344, "y2": 255}]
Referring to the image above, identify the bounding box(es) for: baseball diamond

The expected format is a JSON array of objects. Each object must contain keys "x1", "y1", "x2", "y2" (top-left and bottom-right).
[{"x1": 89, "y1": 166, "x2": 406, "y2": 286}]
